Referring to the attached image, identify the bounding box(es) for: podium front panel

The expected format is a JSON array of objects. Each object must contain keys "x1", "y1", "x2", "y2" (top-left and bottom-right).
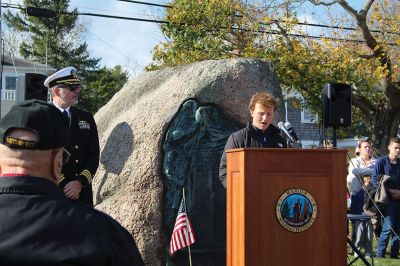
[{"x1": 226, "y1": 148, "x2": 347, "y2": 266}]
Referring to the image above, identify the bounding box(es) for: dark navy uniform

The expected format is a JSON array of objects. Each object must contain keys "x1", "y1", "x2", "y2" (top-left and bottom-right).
[
  {"x1": 59, "y1": 106, "x2": 100, "y2": 207},
  {"x1": 0, "y1": 176, "x2": 144, "y2": 265}
]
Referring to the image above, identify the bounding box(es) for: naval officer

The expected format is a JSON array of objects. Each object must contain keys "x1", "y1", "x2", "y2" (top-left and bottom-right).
[{"x1": 44, "y1": 66, "x2": 100, "y2": 207}]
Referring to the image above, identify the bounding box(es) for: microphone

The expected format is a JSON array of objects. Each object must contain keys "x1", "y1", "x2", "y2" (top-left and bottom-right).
[
  {"x1": 278, "y1": 122, "x2": 295, "y2": 143},
  {"x1": 284, "y1": 121, "x2": 299, "y2": 143}
]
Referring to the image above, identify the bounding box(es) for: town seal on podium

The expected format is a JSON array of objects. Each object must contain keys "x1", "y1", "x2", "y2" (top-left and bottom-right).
[{"x1": 275, "y1": 188, "x2": 317, "y2": 233}]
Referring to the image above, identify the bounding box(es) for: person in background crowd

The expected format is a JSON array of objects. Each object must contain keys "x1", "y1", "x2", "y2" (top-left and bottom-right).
[
  {"x1": 347, "y1": 139, "x2": 376, "y2": 258},
  {"x1": 219, "y1": 92, "x2": 286, "y2": 188},
  {"x1": 371, "y1": 137, "x2": 400, "y2": 259},
  {"x1": 44, "y1": 66, "x2": 100, "y2": 207},
  {"x1": 0, "y1": 100, "x2": 144, "y2": 265}
]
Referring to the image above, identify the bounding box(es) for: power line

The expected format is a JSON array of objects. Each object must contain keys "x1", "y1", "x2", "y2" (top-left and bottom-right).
[
  {"x1": 261, "y1": 20, "x2": 400, "y2": 36},
  {"x1": 117, "y1": 0, "x2": 400, "y2": 36},
  {"x1": 2, "y1": 4, "x2": 168, "y2": 23},
  {"x1": 117, "y1": 0, "x2": 172, "y2": 8},
  {"x1": 2, "y1": 4, "x2": 146, "y2": 74},
  {"x1": 69, "y1": 4, "x2": 153, "y2": 20},
  {"x1": 234, "y1": 27, "x2": 379, "y2": 45},
  {"x1": 83, "y1": 26, "x2": 143, "y2": 74},
  {"x1": 77, "y1": 12, "x2": 168, "y2": 24},
  {"x1": 3, "y1": 3, "x2": 397, "y2": 35},
  {"x1": 1, "y1": 4, "x2": 399, "y2": 46}
]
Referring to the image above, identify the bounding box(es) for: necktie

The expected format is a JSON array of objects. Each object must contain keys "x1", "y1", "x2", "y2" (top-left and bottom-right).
[{"x1": 63, "y1": 110, "x2": 70, "y2": 126}]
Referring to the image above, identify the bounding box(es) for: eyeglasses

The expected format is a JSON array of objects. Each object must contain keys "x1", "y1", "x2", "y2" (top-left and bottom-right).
[{"x1": 58, "y1": 84, "x2": 80, "y2": 92}]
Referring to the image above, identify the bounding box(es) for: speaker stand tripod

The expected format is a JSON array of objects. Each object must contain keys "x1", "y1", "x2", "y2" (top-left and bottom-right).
[
  {"x1": 347, "y1": 237, "x2": 372, "y2": 266},
  {"x1": 332, "y1": 126, "x2": 337, "y2": 148}
]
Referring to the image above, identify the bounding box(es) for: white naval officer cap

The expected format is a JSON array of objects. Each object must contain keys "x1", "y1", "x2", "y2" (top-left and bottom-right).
[{"x1": 44, "y1": 66, "x2": 81, "y2": 88}]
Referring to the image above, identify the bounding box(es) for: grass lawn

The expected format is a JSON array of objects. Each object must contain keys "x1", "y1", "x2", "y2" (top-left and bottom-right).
[
  {"x1": 348, "y1": 255, "x2": 399, "y2": 266},
  {"x1": 347, "y1": 223, "x2": 399, "y2": 266}
]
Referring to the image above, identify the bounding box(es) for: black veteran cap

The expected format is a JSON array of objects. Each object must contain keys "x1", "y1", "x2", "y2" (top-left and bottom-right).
[
  {"x1": 44, "y1": 66, "x2": 81, "y2": 88},
  {"x1": 0, "y1": 100, "x2": 70, "y2": 150}
]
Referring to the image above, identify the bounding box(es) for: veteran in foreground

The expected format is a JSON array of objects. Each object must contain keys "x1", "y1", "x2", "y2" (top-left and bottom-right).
[{"x1": 0, "y1": 100, "x2": 144, "y2": 265}]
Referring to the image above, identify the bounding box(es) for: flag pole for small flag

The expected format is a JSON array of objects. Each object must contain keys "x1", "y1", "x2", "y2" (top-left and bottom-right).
[
  {"x1": 182, "y1": 187, "x2": 193, "y2": 266},
  {"x1": 169, "y1": 187, "x2": 195, "y2": 262}
]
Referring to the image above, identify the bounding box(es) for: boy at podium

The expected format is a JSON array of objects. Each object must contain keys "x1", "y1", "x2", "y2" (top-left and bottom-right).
[{"x1": 219, "y1": 92, "x2": 286, "y2": 188}]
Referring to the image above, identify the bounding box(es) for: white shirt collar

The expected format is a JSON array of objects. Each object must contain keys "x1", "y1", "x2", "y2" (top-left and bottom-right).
[{"x1": 53, "y1": 103, "x2": 71, "y2": 114}]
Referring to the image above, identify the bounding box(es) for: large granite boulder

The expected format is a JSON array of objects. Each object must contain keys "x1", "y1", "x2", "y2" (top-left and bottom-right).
[{"x1": 93, "y1": 58, "x2": 284, "y2": 265}]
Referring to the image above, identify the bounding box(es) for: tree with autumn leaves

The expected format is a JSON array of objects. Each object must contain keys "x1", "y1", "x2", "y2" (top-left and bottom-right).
[{"x1": 150, "y1": 0, "x2": 400, "y2": 155}]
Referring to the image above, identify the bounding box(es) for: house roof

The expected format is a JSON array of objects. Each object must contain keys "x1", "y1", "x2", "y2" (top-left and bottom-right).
[{"x1": 1, "y1": 54, "x2": 49, "y2": 69}]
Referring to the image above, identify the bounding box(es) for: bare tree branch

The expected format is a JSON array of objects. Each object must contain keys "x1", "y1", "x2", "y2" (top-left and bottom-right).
[
  {"x1": 337, "y1": 1, "x2": 391, "y2": 75},
  {"x1": 335, "y1": 1, "x2": 360, "y2": 16},
  {"x1": 273, "y1": 22, "x2": 294, "y2": 51},
  {"x1": 309, "y1": 0, "x2": 340, "y2": 6},
  {"x1": 359, "y1": 0, "x2": 375, "y2": 16},
  {"x1": 358, "y1": 53, "x2": 376, "y2": 59},
  {"x1": 352, "y1": 93, "x2": 375, "y2": 125}
]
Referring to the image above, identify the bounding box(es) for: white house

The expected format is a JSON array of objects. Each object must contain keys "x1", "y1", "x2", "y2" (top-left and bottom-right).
[
  {"x1": 0, "y1": 54, "x2": 55, "y2": 118},
  {"x1": 282, "y1": 89, "x2": 359, "y2": 151}
]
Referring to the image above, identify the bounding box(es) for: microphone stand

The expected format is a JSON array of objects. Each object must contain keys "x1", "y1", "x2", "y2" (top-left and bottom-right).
[
  {"x1": 332, "y1": 126, "x2": 337, "y2": 148},
  {"x1": 286, "y1": 139, "x2": 302, "y2": 149},
  {"x1": 278, "y1": 122, "x2": 302, "y2": 148},
  {"x1": 286, "y1": 139, "x2": 291, "y2": 148}
]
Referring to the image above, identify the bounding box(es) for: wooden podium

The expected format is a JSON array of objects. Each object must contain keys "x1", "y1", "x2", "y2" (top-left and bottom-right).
[{"x1": 226, "y1": 148, "x2": 347, "y2": 266}]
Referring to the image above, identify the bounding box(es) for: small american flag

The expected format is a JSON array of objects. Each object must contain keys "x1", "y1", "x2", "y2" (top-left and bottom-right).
[{"x1": 169, "y1": 198, "x2": 195, "y2": 256}]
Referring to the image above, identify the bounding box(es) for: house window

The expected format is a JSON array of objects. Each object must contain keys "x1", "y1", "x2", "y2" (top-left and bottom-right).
[
  {"x1": 2, "y1": 76, "x2": 17, "y2": 100},
  {"x1": 5, "y1": 76, "x2": 17, "y2": 90},
  {"x1": 301, "y1": 108, "x2": 317, "y2": 123}
]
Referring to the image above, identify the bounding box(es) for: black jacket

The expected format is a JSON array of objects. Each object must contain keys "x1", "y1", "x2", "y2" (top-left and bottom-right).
[
  {"x1": 364, "y1": 181, "x2": 381, "y2": 215},
  {"x1": 59, "y1": 107, "x2": 100, "y2": 206},
  {"x1": 219, "y1": 123, "x2": 286, "y2": 188},
  {"x1": 0, "y1": 176, "x2": 144, "y2": 266}
]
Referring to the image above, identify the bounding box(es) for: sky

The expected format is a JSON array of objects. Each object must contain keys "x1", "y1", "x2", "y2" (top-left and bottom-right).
[
  {"x1": 66, "y1": 0, "x2": 353, "y2": 77},
  {"x1": 2, "y1": 0, "x2": 168, "y2": 77},
  {"x1": 69, "y1": 0, "x2": 168, "y2": 77},
  {"x1": 2, "y1": 1, "x2": 362, "y2": 78}
]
